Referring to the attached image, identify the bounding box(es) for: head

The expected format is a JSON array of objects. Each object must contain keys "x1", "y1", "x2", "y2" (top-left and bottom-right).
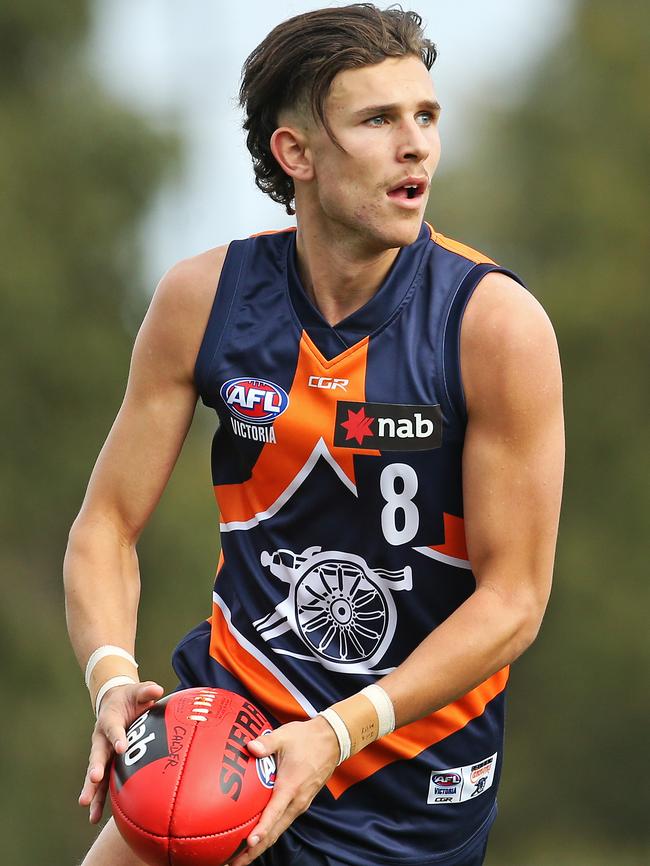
[{"x1": 240, "y1": 4, "x2": 440, "y2": 249}]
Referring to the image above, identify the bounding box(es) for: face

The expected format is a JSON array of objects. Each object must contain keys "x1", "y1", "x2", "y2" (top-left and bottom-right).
[{"x1": 301, "y1": 55, "x2": 441, "y2": 251}]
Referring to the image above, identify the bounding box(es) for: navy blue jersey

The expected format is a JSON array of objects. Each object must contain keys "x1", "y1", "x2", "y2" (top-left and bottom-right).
[{"x1": 173, "y1": 222, "x2": 523, "y2": 865}]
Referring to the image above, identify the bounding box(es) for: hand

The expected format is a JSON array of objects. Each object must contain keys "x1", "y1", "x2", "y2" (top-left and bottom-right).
[
  {"x1": 228, "y1": 715, "x2": 340, "y2": 866},
  {"x1": 78, "y1": 680, "x2": 164, "y2": 823}
]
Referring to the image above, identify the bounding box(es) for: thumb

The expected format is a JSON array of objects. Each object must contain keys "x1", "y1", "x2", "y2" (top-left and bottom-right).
[
  {"x1": 247, "y1": 732, "x2": 277, "y2": 757},
  {"x1": 136, "y1": 681, "x2": 164, "y2": 703}
]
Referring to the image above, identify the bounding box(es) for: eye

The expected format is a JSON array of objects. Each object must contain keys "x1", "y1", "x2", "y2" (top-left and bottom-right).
[
  {"x1": 416, "y1": 112, "x2": 434, "y2": 126},
  {"x1": 366, "y1": 115, "x2": 388, "y2": 127}
]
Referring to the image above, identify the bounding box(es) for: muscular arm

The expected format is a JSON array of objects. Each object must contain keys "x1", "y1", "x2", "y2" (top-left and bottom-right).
[
  {"x1": 64, "y1": 245, "x2": 226, "y2": 820},
  {"x1": 380, "y1": 271, "x2": 565, "y2": 724}
]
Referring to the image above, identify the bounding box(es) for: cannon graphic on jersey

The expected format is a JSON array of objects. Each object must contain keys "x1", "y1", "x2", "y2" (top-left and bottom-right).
[{"x1": 254, "y1": 547, "x2": 412, "y2": 674}]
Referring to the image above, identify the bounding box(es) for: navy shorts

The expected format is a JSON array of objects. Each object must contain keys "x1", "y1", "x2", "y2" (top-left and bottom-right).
[{"x1": 253, "y1": 821, "x2": 490, "y2": 866}]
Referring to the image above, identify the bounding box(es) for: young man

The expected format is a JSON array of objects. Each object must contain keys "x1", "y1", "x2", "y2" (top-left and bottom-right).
[{"x1": 65, "y1": 6, "x2": 564, "y2": 866}]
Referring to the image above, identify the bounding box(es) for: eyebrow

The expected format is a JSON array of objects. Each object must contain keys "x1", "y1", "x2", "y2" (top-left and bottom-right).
[{"x1": 352, "y1": 100, "x2": 441, "y2": 119}]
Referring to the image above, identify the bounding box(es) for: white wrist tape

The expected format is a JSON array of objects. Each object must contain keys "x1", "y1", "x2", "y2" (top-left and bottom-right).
[
  {"x1": 95, "y1": 675, "x2": 137, "y2": 717},
  {"x1": 319, "y1": 707, "x2": 351, "y2": 765},
  {"x1": 360, "y1": 684, "x2": 395, "y2": 738},
  {"x1": 84, "y1": 645, "x2": 138, "y2": 688}
]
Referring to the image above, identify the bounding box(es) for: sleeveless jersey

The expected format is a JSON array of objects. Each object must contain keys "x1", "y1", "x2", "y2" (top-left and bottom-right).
[{"x1": 173, "y1": 221, "x2": 524, "y2": 865}]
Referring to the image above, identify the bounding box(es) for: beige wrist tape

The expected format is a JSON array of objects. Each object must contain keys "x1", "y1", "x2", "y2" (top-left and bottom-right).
[
  {"x1": 85, "y1": 646, "x2": 139, "y2": 716},
  {"x1": 319, "y1": 707, "x2": 351, "y2": 765},
  {"x1": 360, "y1": 683, "x2": 396, "y2": 738},
  {"x1": 319, "y1": 684, "x2": 395, "y2": 764},
  {"x1": 84, "y1": 645, "x2": 138, "y2": 687}
]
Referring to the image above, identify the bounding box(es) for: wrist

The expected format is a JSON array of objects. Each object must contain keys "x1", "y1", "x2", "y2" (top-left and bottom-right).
[
  {"x1": 318, "y1": 683, "x2": 395, "y2": 765},
  {"x1": 310, "y1": 713, "x2": 342, "y2": 762},
  {"x1": 84, "y1": 645, "x2": 139, "y2": 716}
]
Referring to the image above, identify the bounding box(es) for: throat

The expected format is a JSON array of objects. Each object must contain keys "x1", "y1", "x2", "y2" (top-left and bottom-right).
[{"x1": 296, "y1": 233, "x2": 400, "y2": 326}]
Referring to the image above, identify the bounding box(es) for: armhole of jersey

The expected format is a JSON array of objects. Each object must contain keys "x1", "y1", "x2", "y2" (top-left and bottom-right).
[
  {"x1": 194, "y1": 239, "x2": 250, "y2": 398},
  {"x1": 442, "y1": 263, "x2": 526, "y2": 428}
]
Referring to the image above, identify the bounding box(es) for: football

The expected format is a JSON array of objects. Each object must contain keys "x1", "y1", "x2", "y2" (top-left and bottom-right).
[{"x1": 109, "y1": 687, "x2": 276, "y2": 866}]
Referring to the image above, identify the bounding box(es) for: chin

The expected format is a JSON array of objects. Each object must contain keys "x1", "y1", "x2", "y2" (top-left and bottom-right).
[{"x1": 374, "y1": 218, "x2": 423, "y2": 250}]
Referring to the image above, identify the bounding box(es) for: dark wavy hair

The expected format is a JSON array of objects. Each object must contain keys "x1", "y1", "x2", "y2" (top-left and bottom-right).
[{"x1": 239, "y1": 4, "x2": 437, "y2": 215}]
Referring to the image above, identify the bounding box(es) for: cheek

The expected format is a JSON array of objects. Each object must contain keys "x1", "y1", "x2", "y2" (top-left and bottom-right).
[
  {"x1": 318, "y1": 159, "x2": 369, "y2": 208},
  {"x1": 428, "y1": 130, "x2": 442, "y2": 170}
]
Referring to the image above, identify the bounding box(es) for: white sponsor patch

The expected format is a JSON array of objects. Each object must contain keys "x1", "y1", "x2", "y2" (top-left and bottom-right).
[{"x1": 427, "y1": 753, "x2": 497, "y2": 805}]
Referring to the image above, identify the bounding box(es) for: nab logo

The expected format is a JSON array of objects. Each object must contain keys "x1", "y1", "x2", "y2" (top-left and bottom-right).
[
  {"x1": 334, "y1": 401, "x2": 443, "y2": 451},
  {"x1": 220, "y1": 378, "x2": 289, "y2": 424}
]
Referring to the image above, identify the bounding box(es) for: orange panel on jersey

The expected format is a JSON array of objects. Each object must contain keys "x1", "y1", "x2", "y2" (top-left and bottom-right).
[
  {"x1": 216, "y1": 332, "x2": 379, "y2": 526},
  {"x1": 327, "y1": 666, "x2": 509, "y2": 798},
  {"x1": 427, "y1": 224, "x2": 496, "y2": 266},
  {"x1": 209, "y1": 602, "x2": 509, "y2": 800},
  {"x1": 209, "y1": 600, "x2": 308, "y2": 726},
  {"x1": 430, "y1": 513, "x2": 469, "y2": 560}
]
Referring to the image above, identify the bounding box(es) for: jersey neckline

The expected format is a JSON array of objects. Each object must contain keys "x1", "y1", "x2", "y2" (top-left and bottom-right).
[{"x1": 285, "y1": 222, "x2": 432, "y2": 361}]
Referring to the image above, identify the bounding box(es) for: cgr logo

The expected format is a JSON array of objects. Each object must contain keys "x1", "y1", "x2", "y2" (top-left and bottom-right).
[
  {"x1": 308, "y1": 376, "x2": 348, "y2": 391},
  {"x1": 221, "y1": 378, "x2": 289, "y2": 424}
]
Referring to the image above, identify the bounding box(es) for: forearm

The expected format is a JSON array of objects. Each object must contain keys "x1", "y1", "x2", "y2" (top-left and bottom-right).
[
  {"x1": 380, "y1": 580, "x2": 541, "y2": 728},
  {"x1": 63, "y1": 515, "x2": 141, "y2": 673}
]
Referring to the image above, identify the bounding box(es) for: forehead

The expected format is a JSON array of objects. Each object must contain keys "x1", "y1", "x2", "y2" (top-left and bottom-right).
[{"x1": 326, "y1": 55, "x2": 436, "y2": 116}]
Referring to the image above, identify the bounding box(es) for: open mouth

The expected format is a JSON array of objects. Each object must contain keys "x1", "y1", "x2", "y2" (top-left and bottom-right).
[{"x1": 386, "y1": 178, "x2": 428, "y2": 201}]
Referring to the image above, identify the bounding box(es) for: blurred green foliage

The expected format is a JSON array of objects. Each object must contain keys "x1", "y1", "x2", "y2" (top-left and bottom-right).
[
  {"x1": 431, "y1": 1, "x2": 649, "y2": 863},
  {"x1": 1, "y1": 0, "x2": 648, "y2": 864},
  {"x1": 0, "y1": 2, "x2": 212, "y2": 863}
]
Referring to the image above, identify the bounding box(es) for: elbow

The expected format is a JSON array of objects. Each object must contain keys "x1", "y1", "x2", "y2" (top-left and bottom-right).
[
  {"x1": 479, "y1": 578, "x2": 548, "y2": 662},
  {"x1": 63, "y1": 513, "x2": 139, "y2": 594},
  {"x1": 514, "y1": 609, "x2": 542, "y2": 657},
  {"x1": 509, "y1": 594, "x2": 546, "y2": 660}
]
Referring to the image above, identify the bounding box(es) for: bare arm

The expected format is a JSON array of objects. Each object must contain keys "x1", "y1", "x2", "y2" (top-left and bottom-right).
[
  {"x1": 64, "y1": 245, "x2": 227, "y2": 821},
  {"x1": 235, "y1": 272, "x2": 564, "y2": 866},
  {"x1": 380, "y1": 271, "x2": 565, "y2": 723}
]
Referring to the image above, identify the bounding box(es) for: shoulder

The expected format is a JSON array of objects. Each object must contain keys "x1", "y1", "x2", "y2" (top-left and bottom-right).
[
  {"x1": 460, "y1": 271, "x2": 562, "y2": 421},
  {"x1": 153, "y1": 244, "x2": 230, "y2": 317},
  {"x1": 134, "y1": 244, "x2": 230, "y2": 383}
]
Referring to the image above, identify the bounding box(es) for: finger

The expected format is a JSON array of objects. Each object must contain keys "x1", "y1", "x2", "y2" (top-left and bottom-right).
[
  {"x1": 232, "y1": 799, "x2": 300, "y2": 866},
  {"x1": 101, "y1": 717, "x2": 128, "y2": 754},
  {"x1": 79, "y1": 734, "x2": 112, "y2": 805},
  {"x1": 88, "y1": 775, "x2": 109, "y2": 825},
  {"x1": 246, "y1": 786, "x2": 294, "y2": 849}
]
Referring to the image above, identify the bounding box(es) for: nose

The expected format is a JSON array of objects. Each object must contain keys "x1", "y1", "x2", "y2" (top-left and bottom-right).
[{"x1": 396, "y1": 117, "x2": 431, "y2": 163}]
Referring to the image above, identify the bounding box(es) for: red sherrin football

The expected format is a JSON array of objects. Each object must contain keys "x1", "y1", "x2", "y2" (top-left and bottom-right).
[{"x1": 109, "y1": 687, "x2": 276, "y2": 866}]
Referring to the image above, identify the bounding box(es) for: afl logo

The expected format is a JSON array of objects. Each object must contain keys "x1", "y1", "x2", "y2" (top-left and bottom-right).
[
  {"x1": 256, "y1": 754, "x2": 277, "y2": 789},
  {"x1": 220, "y1": 377, "x2": 289, "y2": 424},
  {"x1": 432, "y1": 773, "x2": 461, "y2": 787}
]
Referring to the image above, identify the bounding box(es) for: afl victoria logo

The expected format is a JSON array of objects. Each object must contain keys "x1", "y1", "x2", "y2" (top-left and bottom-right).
[
  {"x1": 432, "y1": 773, "x2": 462, "y2": 787},
  {"x1": 220, "y1": 377, "x2": 289, "y2": 424}
]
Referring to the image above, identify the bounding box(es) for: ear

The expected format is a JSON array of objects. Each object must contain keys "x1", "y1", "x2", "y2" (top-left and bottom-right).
[{"x1": 270, "y1": 126, "x2": 314, "y2": 183}]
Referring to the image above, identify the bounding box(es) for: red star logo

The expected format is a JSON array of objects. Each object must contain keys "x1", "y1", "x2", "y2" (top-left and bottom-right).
[{"x1": 341, "y1": 407, "x2": 375, "y2": 445}]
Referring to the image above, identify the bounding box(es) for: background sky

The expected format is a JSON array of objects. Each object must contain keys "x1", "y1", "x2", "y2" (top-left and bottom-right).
[{"x1": 88, "y1": 0, "x2": 573, "y2": 285}]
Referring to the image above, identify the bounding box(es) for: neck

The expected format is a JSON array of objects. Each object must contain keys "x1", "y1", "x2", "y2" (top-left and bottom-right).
[{"x1": 295, "y1": 219, "x2": 401, "y2": 326}]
